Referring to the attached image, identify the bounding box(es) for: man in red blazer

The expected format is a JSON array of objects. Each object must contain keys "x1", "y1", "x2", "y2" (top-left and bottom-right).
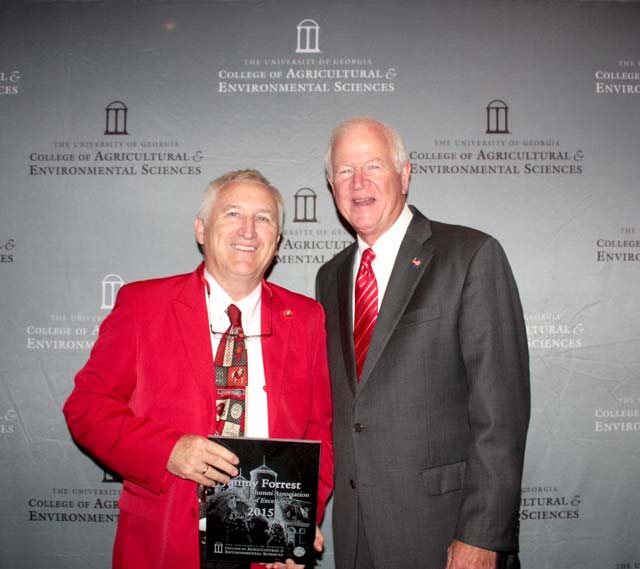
[{"x1": 64, "y1": 170, "x2": 334, "y2": 569}]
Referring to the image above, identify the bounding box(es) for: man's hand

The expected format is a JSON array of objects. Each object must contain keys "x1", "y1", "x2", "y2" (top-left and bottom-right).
[
  {"x1": 166, "y1": 434, "x2": 239, "y2": 486},
  {"x1": 263, "y1": 526, "x2": 324, "y2": 569},
  {"x1": 446, "y1": 539, "x2": 497, "y2": 569}
]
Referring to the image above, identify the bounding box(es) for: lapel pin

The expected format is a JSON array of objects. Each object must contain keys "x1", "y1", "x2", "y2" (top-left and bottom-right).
[
  {"x1": 283, "y1": 309, "x2": 293, "y2": 318},
  {"x1": 411, "y1": 257, "x2": 422, "y2": 267}
]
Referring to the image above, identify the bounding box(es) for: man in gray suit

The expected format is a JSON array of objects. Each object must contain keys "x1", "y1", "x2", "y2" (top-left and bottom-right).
[{"x1": 316, "y1": 117, "x2": 530, "y2": 569}]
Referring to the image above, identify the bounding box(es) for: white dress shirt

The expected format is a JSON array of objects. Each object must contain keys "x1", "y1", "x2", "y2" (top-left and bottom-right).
[
  {"x1": 352, "y1": 204, "x2": 414, "y2": 322},
  {"x1": 204, "y1": 270, "x2": 269, "y2": 439}
]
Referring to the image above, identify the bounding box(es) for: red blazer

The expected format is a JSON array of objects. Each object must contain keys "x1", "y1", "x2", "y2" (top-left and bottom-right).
[{"x1": 64, "y1": 264, "x2": 334, "y2": 569}]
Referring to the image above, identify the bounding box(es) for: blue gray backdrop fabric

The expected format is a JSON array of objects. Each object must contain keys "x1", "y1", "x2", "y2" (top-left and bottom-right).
[{"x1": 1, "y1": 1, "x2": 639, "y2": 567}]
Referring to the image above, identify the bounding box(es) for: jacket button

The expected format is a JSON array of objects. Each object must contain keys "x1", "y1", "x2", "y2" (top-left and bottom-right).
[
  {"x1": 353, "y1": 423, "x2": 366, "y2": 432},
  {"x1": 349, "y1": 479, "x2": 356, "y2": 489}
]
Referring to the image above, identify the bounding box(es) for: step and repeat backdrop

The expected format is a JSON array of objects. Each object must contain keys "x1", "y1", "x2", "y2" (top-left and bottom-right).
[{"x1": 1, "y1": 1, "x2": 639, "y2": 567}]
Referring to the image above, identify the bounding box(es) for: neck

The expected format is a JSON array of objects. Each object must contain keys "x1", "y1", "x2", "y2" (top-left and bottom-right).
[{"x1": 207, "y1": 269, "x2": 260, "y2": 302}]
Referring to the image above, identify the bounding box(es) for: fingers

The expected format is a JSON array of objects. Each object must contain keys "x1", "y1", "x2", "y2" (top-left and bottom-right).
[
  {"x1": 313, "y1": 526, "x2": 324, "y2": 552},
  {"x1": 198, "y1": 463, "x2": 230, "y2": 487},
  {"x1": 203, "y1": 440, "x2": 240, "y2": 476},
  {"x1": 166, "y1": 434, "x2": 239, "y2": 484}
]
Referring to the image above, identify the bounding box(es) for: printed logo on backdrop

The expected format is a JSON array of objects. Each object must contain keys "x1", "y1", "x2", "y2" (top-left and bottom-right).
[
  {"x1": 1, "y1": 238, "x2": 15, "y2": 263},
  {"x1": 28, "y1": 101, "x2": 204, "y2": 176},
  {"x1": 594, "y1": 58, "x2": 640, "y2": 95},
  {"x1": 101, "y1": 274, "x2": 124, "y2": 309},
  {"x1": 594, "y1": 392, "x2": 640, "y2": 434},
  {"x1": 28, "y1": 485, "x2": 120, "y2": 525},
  {"x1": 0, "y1": 406, "x2": 18, "y2": 435},
  {"x1": 25, "y1": 274, "x2": 120, "y2": 351},
  {"x1": 0, "y1": 69, "x2": 20, "y2": 95},
  {"x1": 277, "y1": 188, "x2": 352, "y2": 266},
  {"x1": 104, "y1": 101, "x2": 129, "y2": 135},
  {"x1": 296, "y1": 19, "x2": 321, "y2": 54},
  {"x1": 410, "y1": 100, "x2": 586, "y2": 176},
  {"x1": 217, "y1": 18, "x2": 398, "y2": 95},
  {"x1": 485, "y1": 100, "x2": 510, "y2": 134},
  {"x1": 26, "y1": 278, "x2": 122, "y2": 526},
  {"x1": 293, "y1": 188, "x2": 318, "y2": 223},
  {"x1": 27, "y1": 454, "x2": 122, "y2": 524},
  {"x1": 519, "y1": 485, "x2": 582, "y2": 521},
  {"x1": 524, "y1": 311, "x2": 584, "y2": 351},
  {"x1": 596, "y1": 226, "x2": 640, "y2": 262}
]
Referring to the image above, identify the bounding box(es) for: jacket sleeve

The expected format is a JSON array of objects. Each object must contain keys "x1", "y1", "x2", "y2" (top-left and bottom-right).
[
  {"x1": 306, "y1": 303, "x2": 334, "y2": 524},
  {"x1": 454, "y1": 237, "x2": 531, "y2": 551},
  {"x1": 63, "y1": 284, "x2": 184, "y2": 495}
]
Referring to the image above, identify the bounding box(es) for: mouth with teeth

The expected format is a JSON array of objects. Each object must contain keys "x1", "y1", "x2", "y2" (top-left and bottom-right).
[
  {"x1": 353, "y1": 197, "x2": 375, "y2": 205},
  {"x1": 231, "y1": 243, "x2": 257, "y2": 252}
]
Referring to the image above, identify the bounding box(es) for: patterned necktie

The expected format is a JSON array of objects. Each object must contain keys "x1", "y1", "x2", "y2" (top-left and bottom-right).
[
  {"x1": 199, "y1": 305, "x2": 249, "y2": 553},
  {"x1": 354, "y1": 248, "x2": 378, "y2": 381},
  {"x1": 214, "y1": 304, "x2": 248, "y2": 437}
]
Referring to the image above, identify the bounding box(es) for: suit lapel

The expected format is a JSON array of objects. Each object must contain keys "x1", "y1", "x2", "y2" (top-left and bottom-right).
[
  {"x1": 357, "y1": 210, "x2": 434, "y2": 390},
  {"x1": 260, "y1": 282, "x2": 291, "y2": 435},
  {"x1": 337, "y1": 245, "x2": 358, "y2": 396},
  {"x1": 173, "y1": 264, "x2": 214, "y2": 389}
]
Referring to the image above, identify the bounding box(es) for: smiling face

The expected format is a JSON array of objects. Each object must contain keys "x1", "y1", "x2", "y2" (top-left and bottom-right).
[
  {"x1": 329, "y1": 121, "x2": 410, "y2": 245},
  {"x1": 194, "y1": 180, "x2": 280, "y2": 300}
]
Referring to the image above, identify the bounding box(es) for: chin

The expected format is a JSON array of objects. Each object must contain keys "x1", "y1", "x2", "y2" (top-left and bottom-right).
[{"x1": 352, "y1": 220, "x2": 377, "y2": 234}]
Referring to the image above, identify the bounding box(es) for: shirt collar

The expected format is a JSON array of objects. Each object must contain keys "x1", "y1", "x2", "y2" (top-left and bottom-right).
[
  {"x1": 204, "y1": 269, "x2": 262, "y2": 334},
  {"x1": 357, "y1": 204, "x2": 414, "y2": 259}
]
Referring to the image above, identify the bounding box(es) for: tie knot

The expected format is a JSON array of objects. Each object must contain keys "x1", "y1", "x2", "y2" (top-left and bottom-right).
[
  {"x1": 227, "y1": 304, "x2": 242, "y2": 328},
  {"x1": 361, "y1": 248, "x2": 375, "y2": 268}
]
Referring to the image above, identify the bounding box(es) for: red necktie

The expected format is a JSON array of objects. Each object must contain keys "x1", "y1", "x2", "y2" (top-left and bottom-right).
[
  {"x1": 199, "y1": 305, "x2": 249, "y2": 552},
  {"x1": 354, "y1": 248, "x2": 378, "y2": 380},
  {"x1": 214, "y1": 304, "x2": 248, "y2": 437}
]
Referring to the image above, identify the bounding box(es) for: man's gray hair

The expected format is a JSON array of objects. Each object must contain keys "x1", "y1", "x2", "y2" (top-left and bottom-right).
[
  {"x1": 196, "y1": 169, "x2": 285, "y2": 231},
  {"x1": 324, "y1": 117, "x2": 409, "y2": 181}
]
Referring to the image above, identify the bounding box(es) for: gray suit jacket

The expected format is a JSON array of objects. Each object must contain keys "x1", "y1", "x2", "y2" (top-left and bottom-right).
[{"x1": 316, "y1": 207, "x2": 530, "y2": 569}]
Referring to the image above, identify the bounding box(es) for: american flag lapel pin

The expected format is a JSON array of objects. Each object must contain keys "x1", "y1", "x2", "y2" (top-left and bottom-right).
[{"x1": 411, "y1": 257, "x2": 422, "y2": 267}]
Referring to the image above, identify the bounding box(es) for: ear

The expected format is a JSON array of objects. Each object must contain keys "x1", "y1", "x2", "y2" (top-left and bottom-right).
[
  {"x1": 327, "y1": 176, "x2": 336, "y2": 195},
  {"x1": 194, "y1": 217, "x2": 205, "y2": 245},
  {"x1": 400, "y1": 162, "x2": 411, "y2": 195}
]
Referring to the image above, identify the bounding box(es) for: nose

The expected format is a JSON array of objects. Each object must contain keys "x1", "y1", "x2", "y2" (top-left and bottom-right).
[
  {"x1": 352, "y1": 168, "x2": 365, "y2": 190},
  {"x1": 238, "y1": 216, "x2": 256, "y2": 239}
]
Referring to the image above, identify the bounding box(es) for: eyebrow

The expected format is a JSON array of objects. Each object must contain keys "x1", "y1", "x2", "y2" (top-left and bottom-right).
[
  {"x1": 337, "y1": 156, "x2": 384, "y2": 164},
  {"x1": 222, "y1": 204, "x2": 275, "y2": 216},
  {"x1": 336, "y1": 157, "x2": 384, "y2": 169}
]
